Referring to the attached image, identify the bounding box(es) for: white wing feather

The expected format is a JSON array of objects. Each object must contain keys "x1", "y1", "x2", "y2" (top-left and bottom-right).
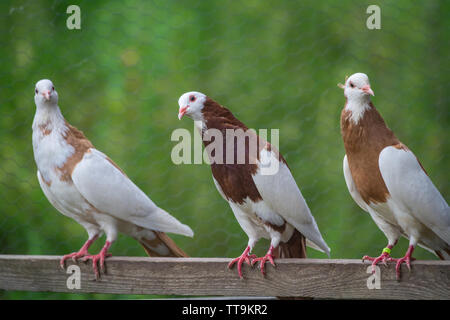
[
  {"x1": 251, "y1": 149, "x2": 330, "y2": 256},
  {"x1": 379, "y1": 146, "x2": 450, "y2": 244},
  {"x1": 71, "y1": 149, "x2": 193, "y2": 237}
]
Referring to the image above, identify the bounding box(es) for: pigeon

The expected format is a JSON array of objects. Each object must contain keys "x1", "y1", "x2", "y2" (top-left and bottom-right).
[
  {"x1": 339, "y1": 73, "x2": 450, "y2": 278},
  {"x1": 178, "y1": 92, "x2": 330, "y2": 278},
  {"x1": 32, "y1": 79, "x2": 193, "y2": 279}
]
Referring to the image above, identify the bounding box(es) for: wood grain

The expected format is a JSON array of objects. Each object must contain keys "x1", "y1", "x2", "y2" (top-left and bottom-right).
[{"x1": 0, "y1": 255, "x2": 449, "y2": 299}]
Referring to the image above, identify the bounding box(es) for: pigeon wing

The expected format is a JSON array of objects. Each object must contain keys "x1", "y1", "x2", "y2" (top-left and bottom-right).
[
  {"x1": 378, "y1": 146, "x2": 450, "y2": 244},
  {"x1": 251, "y1": 147, "x2": 330, "y2": 256},
  {"x1": 71, "y1": 149, "x2": 193, "y2": 237}
]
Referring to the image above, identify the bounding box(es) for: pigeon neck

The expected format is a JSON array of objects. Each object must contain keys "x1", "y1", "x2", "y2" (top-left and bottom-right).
[
  {"x1": 201, "y1": 99, "x2": 247, "y2": 132},
  {"x1": 341, "y1": 100, "x2": 399, "y2": 154},
  {"x1": 32, "y1": 102, "x2": 66, "y2": 131},
  {"x1": 191, "y1": 113, "x2": 206, "y2": 125},
  {"x1": 345, "y1": 97, "x2": 371, "y2": 125}
]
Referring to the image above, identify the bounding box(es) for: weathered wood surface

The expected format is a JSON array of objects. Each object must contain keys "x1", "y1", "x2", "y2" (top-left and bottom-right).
[{"x1": 0, "y1": 255, "x2": 449, "y2": 299}]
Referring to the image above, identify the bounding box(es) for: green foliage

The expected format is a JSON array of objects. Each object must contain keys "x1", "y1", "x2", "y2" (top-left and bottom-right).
[{"x1": 0, "y1": 0, "x2": 448, "y2": 299}]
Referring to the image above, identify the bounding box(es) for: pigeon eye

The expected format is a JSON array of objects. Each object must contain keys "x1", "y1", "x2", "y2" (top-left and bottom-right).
[
  {"x1": 189, "y1": 95, "x2": 196, "y2": 102},
  {"x1": 52, "y1": 86, "x2": 55, "y2": 91},
  {"x1": 35, "y1": 89, "x2": 38, "y2": 94},
  {"x1": 349, "y1": 82, "x2": 355, "y2": 88}
]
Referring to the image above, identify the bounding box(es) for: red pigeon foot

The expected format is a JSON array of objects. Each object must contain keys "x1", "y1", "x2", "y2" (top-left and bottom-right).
[
  {"x1": 60, "y1": 236, "x2": 98, "y2": 269},
  {"x1": 251, "y1": 245, "x2": 276, "y2": 276},
  {"x1": 81, "y1": 241, "x2": 112, "y2": 279},
  {"x1": 389, "y1": 245, "x2": 415, "y2": 280},
  {"x1": 228, "y1": 246, "x2": 257, "y2": 279},
  {"x1": 362, "y1": 245, "x2": 394, "y2": 273}
]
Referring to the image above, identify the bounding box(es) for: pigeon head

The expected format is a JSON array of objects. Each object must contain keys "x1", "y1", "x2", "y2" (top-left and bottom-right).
[
  {"x1": 178, "y1": 91, "x2": 207, "y2": 120},
  {"x1": 339, "y1": 73, "x2": 374, "y2": 101},
  {"x1": 35, "y1": 79, "x2": 58, "y2": 106}
]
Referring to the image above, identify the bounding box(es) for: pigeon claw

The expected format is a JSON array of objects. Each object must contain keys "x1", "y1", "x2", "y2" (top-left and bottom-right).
[
  {"x1": 362, "y1": 252, "x2": 392, "y2": 274},
  {"x1": 60, "y1": 249, "x2": 90, "y2": 269},
  {"x1": 59, "y1": 236, "x2": 98, "y2": 270},
  {"x1": 364, "y1": 245, "x2": 415, "y2": 280},
  {"x1": 228, "y1": 246, "x2": 257, "y2": 279},
  {"x1": 390, "y1": 255, "x2": 415, "y2": 280},
  {"x1": 251, "y1": 252, "x2": 276, "y2": 276},
  {"x1": 390, "y1": 245, "x2": 415, "y2": 280},
  {"x1": 80, "y1": 241, "x2": 112, "y2": 280},
  {"x1": 81, "y1": 251, "x2": 112, "y2": 280}
]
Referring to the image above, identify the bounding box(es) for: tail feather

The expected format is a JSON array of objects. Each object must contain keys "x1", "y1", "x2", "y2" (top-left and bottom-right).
[
  {"x1": 435, "y1": 248, "x2": 450, "y2": 260},
  {"x1": 306, "y1": 239, "x2": 331, "y2": 257},
  {"x1": 140, "y1": 231, "x2": 189, "y2": 257},
  {"x1": 132, "y1": 208, "x2": 194, "y2": 238},
  {"x1": 272, "y1": 229, "x2": 307, "y2": 258}
]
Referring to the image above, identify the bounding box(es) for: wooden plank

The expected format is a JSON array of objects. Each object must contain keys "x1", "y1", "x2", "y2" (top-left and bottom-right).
[{"x1": 0, "y1": 255, "x2": 449, "y2": 299}]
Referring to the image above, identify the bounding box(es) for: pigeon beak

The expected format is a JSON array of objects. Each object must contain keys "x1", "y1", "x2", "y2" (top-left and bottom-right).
[
  {"x1": 178, "y1": 106, "x2": 188, "y2": 120},
  {"x1": 361, "y1": 85, "x2": 374, "y2": 96},
  {"x1": 43, "y1": 91, "x2": 51, "y2": 101}
]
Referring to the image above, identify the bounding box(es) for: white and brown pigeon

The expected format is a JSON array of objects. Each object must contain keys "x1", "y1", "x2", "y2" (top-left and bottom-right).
[
  {"x1": 32, "y1": 79, "x2": 193, "y2": 279},
  {"x1": 178, "y1": 92, "x2": 330, "y2": 278},
  {"x1": 339, "y1": 73, "x2": 450, "y2": 278}
]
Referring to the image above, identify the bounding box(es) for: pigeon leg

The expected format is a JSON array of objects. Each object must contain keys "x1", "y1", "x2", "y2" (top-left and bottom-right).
[
  {"x1": 362, "y1": 244, "x2": 394, "y2": 274},
  {"x1": 390, "y1": 245, "x2": 415, "y2": 280},
  {"x1": 251, "y1": 245, "x2": 276, "y2": 276},
  {"x1": 60, "y1": 235, "x2": 99, "y2": 269},
  {"x1": 82, "y1": 241, "x2": 113, "y2": 279},
  {"x1": 228, "y1": 246, "x2": 257, "y2": 279}
]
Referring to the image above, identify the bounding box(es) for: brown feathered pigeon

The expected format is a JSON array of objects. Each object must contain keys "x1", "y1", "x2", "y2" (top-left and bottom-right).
[
  {"x1": 340, "y1": 73, "x2": 450, "y2": 279},
  {"x1": 178, "y1": 91, "x2": 330, "y2": 278}
]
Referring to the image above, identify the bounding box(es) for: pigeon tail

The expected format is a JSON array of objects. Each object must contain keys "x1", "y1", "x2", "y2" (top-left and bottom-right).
[
  {"x1": 272, "y1": 229, "x2": 307, "y2": 258},
  {"x1": 139, "y1": 231, "x2": 189, "y2": 258},
  {"x1": 435, "y1": 248, "x2": 450, "y2": 260}
]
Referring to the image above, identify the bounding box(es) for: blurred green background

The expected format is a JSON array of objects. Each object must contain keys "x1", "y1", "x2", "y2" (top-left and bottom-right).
[{"x1": 0, "y1": 0, "x2": 448, "y2": 299}]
